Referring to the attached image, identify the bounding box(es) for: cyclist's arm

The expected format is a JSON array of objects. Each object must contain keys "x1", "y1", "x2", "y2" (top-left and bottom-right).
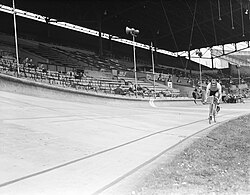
[
  {"x1": 217, "y1": 83, "x2": 222, "y2": 102},
  {"x1": 204, "y1": 83, "x2": 211, "y2": 102}
]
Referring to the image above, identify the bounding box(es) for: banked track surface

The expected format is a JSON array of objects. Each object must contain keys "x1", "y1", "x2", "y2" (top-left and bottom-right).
[{"x1": 0, "y1": 90, "x2": 249, "y2": 195}]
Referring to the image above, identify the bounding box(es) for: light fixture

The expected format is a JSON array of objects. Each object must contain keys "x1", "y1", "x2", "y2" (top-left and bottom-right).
[
  {"x1": 126, "y1": 27, "x2": 139, "y2": 37},
  {"x1": 126, "y1": 26, "x2": 140, "y2": 97}
]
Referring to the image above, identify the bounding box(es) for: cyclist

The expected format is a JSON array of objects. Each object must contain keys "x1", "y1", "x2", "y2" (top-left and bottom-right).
[{"x1": 204, "y1": 78, "x2": 222, "y2": 113}]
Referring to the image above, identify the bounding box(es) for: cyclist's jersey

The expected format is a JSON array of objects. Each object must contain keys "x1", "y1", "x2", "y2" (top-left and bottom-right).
[{"x1": 206, "y1": 82, "x2": 222, "y2": 96}]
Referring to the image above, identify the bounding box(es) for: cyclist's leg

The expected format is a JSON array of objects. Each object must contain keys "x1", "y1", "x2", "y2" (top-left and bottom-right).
[
  {"x1": 216, "y1": 104, "x2": 220, "y2": 113},
  {"x1": 213, "y1": 105, "x2": 217, "y2": 122},
  {"x1": 213, "y1": 98, "x2": 217, "y2": 114},
  {"x1": 213, "y1": 101, "x2": 217, "y2": 122},
  {"x1": 208, "y1": 95, "x2": 216, "y2": 122},
  {"x1": 208, "y1": 99, "x2": 214, "y2": 123},
  {"x1": 214, "y1": 92, "x2": 221, "y2": 113},
  {"x1": 209, "y1": 96, "x2": 213, "y2": 119},
  {"x1": 209, "y1": 105, "x2": 213, "y2": 120},
  {"x1": 208, "y1": 92, "x2": 215, "y2": 115},
  {"x1": 213, "y1": 96, "x2": 220, "y2": 113}
]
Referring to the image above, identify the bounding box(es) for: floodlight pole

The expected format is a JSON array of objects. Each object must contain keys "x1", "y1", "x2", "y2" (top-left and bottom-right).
[
  {"x1": 196, "y1": 50, "x2": 202, "y2": 88},
  {"x1": 126, "y1": 27, "x2": 139, "y2": 97},
  {"x1": 132, "y1": 35, "x2": 138, "y2": 97},
  {"x1": 199, "y1": 57, "x2": 202, "y2": 87},
  {"x1": 151, "y1": 42, "x2": 156, "y2": 98},
  {"x1": 237, "y1": 65, "x2": 241, "y2": 86},
  {"x1": 13, "y1": 0, "x2": 20, "y2": 76}
]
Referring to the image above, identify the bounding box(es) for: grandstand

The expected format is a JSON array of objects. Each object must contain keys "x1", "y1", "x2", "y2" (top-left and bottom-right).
[
  {"x1": 2, "y1": 29, "x2": 248, "y2": 99},
  {"x1": 0, "y1": 33, "x2": 185, "y2": 98}
]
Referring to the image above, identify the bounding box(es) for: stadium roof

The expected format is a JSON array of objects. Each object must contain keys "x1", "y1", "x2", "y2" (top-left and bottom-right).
[{"x1": 1, "y1": 0, "x2": 250, "y2": 52}]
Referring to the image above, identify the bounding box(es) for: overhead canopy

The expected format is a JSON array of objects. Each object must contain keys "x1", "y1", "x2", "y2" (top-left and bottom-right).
[{"x1": 1, "y1": 0, "x2": 250, "y2": 52}]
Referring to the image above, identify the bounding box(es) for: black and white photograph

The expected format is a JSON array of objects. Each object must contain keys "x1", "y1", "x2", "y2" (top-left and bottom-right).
[{"x1": 0, "y1": 0, "x2": 249, "y2": 194}]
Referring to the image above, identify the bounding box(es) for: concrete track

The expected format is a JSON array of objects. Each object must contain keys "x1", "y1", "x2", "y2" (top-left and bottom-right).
[{"x1": 0, "y1": 90, "x2": 249, "y2": 195}]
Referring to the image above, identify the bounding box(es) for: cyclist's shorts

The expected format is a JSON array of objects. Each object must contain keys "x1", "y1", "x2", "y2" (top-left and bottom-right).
[{"x1": 209, "y1": 90, "x2": 218, "y2": 96}]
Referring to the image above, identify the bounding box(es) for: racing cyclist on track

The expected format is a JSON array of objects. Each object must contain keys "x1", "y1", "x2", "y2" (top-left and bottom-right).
[{"x1": 204, "y1": 78, "x2": 222, "y2": 115}]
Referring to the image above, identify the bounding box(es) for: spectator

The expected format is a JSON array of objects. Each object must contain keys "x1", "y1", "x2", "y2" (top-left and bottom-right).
[
  {"x1": 29, "y1": 58, "x2": 34, "y2": 68},
  {"x1": 128, "y1": 85, "x2": 134, "y2": 93},
  {"x1": 137, "y1": 84, "x2": 146, "y2": 97},
  {"x1": 127, "y1": 83, "x2": 135, "y2": 95},
  {"x1": 22, "y1": 57, "x2": 29, "y2": 77},
  {"x1": 192, "y1": 87, "x2": 198, "y2": 104},
  {"x1": 197, "y1": 87, "x2": 203, "y2": 99},
  {"x1": 222, "y1": 90, "x2": 227, "y2": 103},
  {"x1": 114, "y1": 84, "x2": 125, "y2": 95},
  {"x1": 137, "y1": 84, "x2": 143, "y2": 91},
  {"x1": 157, "y1": 73, "x2": 162, "y2": 81}
]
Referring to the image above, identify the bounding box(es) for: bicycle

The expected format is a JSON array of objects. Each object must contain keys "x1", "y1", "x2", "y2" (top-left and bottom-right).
[{"x1": 204, "y1": 96, "x2": 219, "y2": 124}]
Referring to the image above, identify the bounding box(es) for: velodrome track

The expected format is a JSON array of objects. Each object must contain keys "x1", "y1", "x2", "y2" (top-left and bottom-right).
[{"x1": 0, "y1": 79, "x2": 250, "y2": 194}]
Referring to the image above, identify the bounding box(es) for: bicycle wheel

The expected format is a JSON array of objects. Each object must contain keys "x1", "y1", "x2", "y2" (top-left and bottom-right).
[
  {"x1": 209, "y1": 115, "x2": 212, "y2": 124},
  {"x1": 209, "y1": 103, "x2": 213, "y2": 124}
]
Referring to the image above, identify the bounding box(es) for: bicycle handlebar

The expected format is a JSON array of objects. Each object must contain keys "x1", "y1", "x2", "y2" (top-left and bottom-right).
[{"x1": 203, "y1": 96, "x2": 220, "y2": 105}]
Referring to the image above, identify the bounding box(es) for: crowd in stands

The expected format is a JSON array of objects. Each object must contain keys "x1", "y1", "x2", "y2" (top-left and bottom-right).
[
  {"x1": 113, "y1": 83, "x2": 172, "y2": 98},
  {"x1": 1, "y1": 53, "x2": 249, "y2": 102},
  {"x1": 222, "y1": 93, "x2": 247, "y2": 103},
  {"x1": 0, "y1": 56, "x2": 177, "y2": 99}
]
